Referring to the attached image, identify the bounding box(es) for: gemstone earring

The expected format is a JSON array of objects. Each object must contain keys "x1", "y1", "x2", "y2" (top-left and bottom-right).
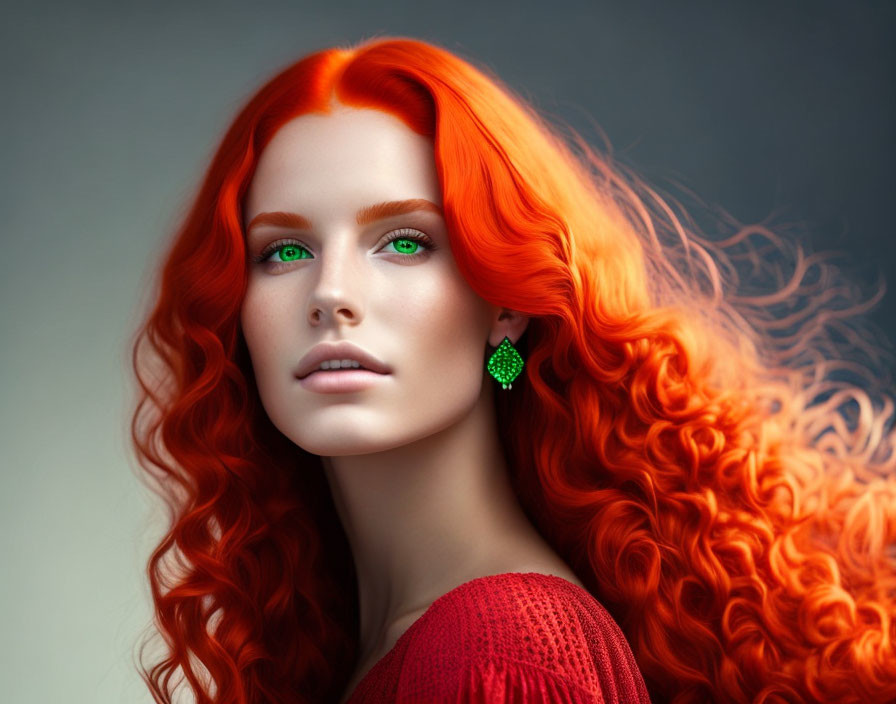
[{"x1": 487, "y1": 336, "x2": 525, "y2": 390}]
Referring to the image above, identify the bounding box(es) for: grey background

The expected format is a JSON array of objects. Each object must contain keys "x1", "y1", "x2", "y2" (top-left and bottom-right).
[{"x1": 1, "y1": 1, "x2": 892, "y2": 701}]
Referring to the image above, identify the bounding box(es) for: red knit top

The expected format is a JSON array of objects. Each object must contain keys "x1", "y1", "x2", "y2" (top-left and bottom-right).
[{"x1": 344, "y1": 571, "x2": 651, "y2": 703}]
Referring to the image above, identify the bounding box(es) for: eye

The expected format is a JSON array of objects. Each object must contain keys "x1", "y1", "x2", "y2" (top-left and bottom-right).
[
  {"x1": 252, "y1": 239, "x2": 313, "y2": 266},
  {"x1": 380, "y1": 228, "x2": 436, "y2": 259}
]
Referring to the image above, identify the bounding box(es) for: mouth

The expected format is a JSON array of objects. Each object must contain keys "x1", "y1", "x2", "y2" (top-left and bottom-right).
[
  {"x1": 299, "y1": 366, "x2": 383, "y2": 380},
  {"x1": 295, "y1": 341, "x2": 391, "y2": 379},
  {"x1": 298, "y1": 368, "x2": 390, "y2": 394},
  {"x1": 302, "y1": 368, "x2": 376, "y2": 376}
]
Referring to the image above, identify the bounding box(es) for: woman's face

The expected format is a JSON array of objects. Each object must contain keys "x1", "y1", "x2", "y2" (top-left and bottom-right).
[{"x1": 240, "y1": 106, "x2": 500, "y2": 456}]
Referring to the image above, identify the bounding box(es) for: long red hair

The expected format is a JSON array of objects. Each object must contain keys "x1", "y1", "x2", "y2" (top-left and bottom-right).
[{"x1": 130, "y1": 37, "x2": 896, "y2": 703}]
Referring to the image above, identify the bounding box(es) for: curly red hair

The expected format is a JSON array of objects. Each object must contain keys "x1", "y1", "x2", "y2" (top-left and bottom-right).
[{"x1": 130, "y1": 37, "x2": 896, "y2": 703}]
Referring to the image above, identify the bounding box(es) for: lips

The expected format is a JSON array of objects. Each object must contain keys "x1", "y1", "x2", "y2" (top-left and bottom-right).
[
  {"x1": 307, "y1": 365, "x2": 364, "y2": 374},
  {"x1": 298, "y1": 367, "x2": 388, "y2": 394},
  {"x1": 295, "y1": 340, "x2": 391, "y2": 379}
]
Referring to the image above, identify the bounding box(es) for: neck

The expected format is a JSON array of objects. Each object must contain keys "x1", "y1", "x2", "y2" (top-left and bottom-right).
[{"x1": 322, "y1": 383, "x2": 551, "y2": 654}]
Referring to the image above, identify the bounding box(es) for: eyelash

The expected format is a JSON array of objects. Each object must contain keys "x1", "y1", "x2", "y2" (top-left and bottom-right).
[{"x1": 252, "y1": 228, "x2": 436, "y2": 268}]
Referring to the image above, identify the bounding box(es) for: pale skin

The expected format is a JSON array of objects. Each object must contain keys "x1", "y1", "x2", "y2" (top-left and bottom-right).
[{"x1": 239, "y1": 104, "x2": 584, "y2": 701}]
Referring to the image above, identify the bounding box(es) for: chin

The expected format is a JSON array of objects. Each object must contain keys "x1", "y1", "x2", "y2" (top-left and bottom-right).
[
  {"x1": 290, "y1": 431, "x2": 408, "y2": 458},
  {"x1": 302, "y1": 443, "x2": 403, "y2": 458},
  {"x1": 295, "y1": 422, "x2": 458, "y2": 458}
]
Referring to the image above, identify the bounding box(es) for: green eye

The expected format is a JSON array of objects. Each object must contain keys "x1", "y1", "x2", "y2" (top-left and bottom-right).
[
  {"x1": 390, "y1": 238, "x2": 420, "y2": 255},
  {"x1": 256, "y1": 242, "x2": 312, "y2": 264},
  {"x1": 382, "y1": 229, "x2": 434, "y2": 258},
  {"x1": 277, "y1": 244, "x2": 312, "y2": 262}
]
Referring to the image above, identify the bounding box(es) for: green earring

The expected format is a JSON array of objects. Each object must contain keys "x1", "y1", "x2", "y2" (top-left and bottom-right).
[{"x1": 487, "y1": 336, "x2": 525, "y2": 390}]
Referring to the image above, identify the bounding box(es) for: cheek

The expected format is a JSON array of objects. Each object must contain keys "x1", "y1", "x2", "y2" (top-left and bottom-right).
[
  {"x1": 240, "y1": 283, "x2": 287, "y2": 377},
  {"x1": 395, "y1": 270, "x2": 490, "y2": 377}
]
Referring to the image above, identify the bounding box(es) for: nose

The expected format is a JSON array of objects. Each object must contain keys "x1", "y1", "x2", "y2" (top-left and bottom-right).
[{"x1": 306, "y1": 242, "x2": 365, "y2": 327}]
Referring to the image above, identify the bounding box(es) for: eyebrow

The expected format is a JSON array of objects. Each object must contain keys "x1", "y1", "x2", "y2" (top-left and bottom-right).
[{"x1": 245, "y1": 198, "x2": 443, "y2": 234}]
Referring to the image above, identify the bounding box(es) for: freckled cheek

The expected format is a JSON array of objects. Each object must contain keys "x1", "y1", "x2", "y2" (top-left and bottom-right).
[{"x1": 240, "y1": 286, "x2": 292, "y2": 375}]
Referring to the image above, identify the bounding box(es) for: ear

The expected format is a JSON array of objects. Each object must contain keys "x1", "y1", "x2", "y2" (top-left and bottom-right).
[{"x1": 487, "y1": 308, "x2": 530, "y2": 348}]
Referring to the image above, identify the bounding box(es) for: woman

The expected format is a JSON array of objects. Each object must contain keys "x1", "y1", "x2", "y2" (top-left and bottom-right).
[{"x1": 131, "y1": 37, "x2": 896, "y2": 703}]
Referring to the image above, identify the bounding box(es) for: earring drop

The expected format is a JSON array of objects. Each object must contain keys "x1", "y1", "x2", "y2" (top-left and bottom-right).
[{"x1": 487, "y1": 336, "x2": 525, "y2": 390}]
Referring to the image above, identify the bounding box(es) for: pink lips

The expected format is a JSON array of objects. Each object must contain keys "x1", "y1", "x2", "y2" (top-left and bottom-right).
[
  {"x1": 295, "y1": 340, "x2": 391, "y2": 380},
  {"x1": 294, "y1": 340, "x2": 391, "y2": 393},
  {"x1": 298, "y1": 368, "x2": 388, "y2": 393}
]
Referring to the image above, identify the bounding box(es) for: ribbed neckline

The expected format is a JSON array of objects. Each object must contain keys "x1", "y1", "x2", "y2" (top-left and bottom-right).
[{"x1": 349, "y1": 571, "x2": 589, "y2": 697}]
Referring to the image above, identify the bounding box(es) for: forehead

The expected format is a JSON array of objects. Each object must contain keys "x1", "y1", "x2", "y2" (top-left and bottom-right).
[{"x1": 244, "y1": 107, "x2": 442, "y2": 223}]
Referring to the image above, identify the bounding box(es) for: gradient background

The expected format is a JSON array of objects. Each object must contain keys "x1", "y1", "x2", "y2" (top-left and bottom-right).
[{"x1": 1, "y1": 1, "x2": 893, "y2": 701}]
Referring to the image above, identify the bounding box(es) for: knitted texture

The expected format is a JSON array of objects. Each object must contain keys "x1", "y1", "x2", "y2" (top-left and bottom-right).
[{"x1": 345, "y1": 572, "x2": 651, "y2": 703}]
